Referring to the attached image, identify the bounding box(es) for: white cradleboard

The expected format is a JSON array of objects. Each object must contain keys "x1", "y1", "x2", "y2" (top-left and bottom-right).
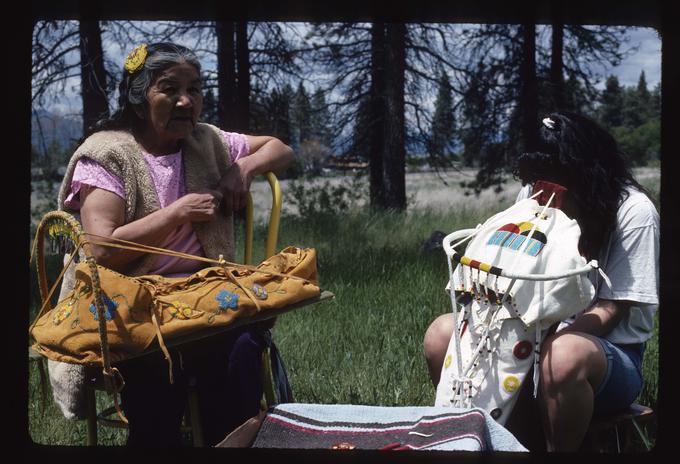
[{"x1": 434, "y1": 184, "x2": 603, "y2": 425}]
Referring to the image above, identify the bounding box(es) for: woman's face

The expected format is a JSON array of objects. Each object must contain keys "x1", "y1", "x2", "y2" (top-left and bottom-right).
[{"x1": 137, "y1": 61, "x2": 203, "y2": 152}]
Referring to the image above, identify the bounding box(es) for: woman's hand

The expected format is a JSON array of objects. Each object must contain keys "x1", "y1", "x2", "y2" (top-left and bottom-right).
[
  {"x1": 170, "y1": 190, "x2": 223, "y2": 222},
  {"x1": 218, "y1": 159, "x2": 251, "y2": 213},
  {"x1": 217, "y1": 135, "x2": 294, "y2": 213},
  {"x1": 79, "y1": 186, "x2": 223, "y2": 273}
]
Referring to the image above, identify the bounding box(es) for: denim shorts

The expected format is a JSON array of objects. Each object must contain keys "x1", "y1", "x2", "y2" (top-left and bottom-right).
[{"x1": 592, "y1": 338, "x2": 645, "y2": 417}]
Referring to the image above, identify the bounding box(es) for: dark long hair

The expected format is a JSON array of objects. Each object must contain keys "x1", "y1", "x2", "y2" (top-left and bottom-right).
[
  {"x1": 82, "y1": 42, "x2": 201, "y2": 140},
  {"x1": 513, "y1": 111, "x2": 647, "y2": 259}
]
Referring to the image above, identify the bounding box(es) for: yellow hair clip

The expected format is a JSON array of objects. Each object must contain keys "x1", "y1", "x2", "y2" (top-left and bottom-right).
[{"x1": 124, "y1": 44, "x2": 148, "y2": 74}]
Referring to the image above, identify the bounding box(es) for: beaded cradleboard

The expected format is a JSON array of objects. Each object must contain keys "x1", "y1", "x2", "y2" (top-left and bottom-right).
[{"x1": 434, "y1": 182, "x2": 608, "y2": 425}]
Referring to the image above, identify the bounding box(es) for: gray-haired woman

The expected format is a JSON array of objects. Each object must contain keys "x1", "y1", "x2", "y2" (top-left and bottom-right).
[{"x1": 58, "y1": 42, "x2": 295, "y2": 446}]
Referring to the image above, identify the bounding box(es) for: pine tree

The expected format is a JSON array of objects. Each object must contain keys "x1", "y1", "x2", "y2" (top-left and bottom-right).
[
  {"x1": 268, "y1": 85, "x2": 294, "y2": 145},
  {"x1": 650, "y1": 81, "x2": 661, "y2": 119},
  {"x1": 460, "y1": 62, "x2": 493, "y2": 168},
  {"x1": 249, "y1": 86, "x2": 269, "y2": 136},
  {"x1": 599, "y1": 75, "x2": 624, "y2": 129},
  {"x1": 79, "y1": 20, "x2": 109, "y2": 135},
  {"x1": 430, "y1": 70, "x2": 456, "y2": 159},
  {"x1": 201, "y1": 88, "x2": 220, "y2": 126},
  {"x1": 32, "y1": 21, "x2": 80, "y2": 108},
  {"x1": 563, "y1": 75, "x2": 592, "y2": 115},
  {"x1": 519, "y1": 23, "x2": 539, "y2": 153},
  {"x1": 635, "y1": 70, "x2": 652, "y2": 122},
  {"x1": 382, "y1": 22, "x2": 407, "y2": 210},
  {"x1": 216, "y1": 21, "x2": 237, "y2": 131},
  {"x1": 310, "y1": 88, "x2": 333, "y2": 147},
  {"x1": 248, "y1": 84, "x2": 293, "y2": 144},
  {"x1": 351, "y1": 93, "x2": 372, "y2": 161},
  {"x1": 292, "y1": 82, "x2": 313, "y2": 150},
  {"x1": 549, "y1": 22, "x2": 565, "y2": 110},
  {"x1": 622, "y1": 71, "x2": 650, "y2": 128},
  {"x1": 637, "y1": 70, "x2": 651, "y2": 106},
  {"x1": 457, "y1": 24, "x2": 632, "y2": 192},
  {"x1": 305, "y1": 22, "x2": 467, "y2": 209}
]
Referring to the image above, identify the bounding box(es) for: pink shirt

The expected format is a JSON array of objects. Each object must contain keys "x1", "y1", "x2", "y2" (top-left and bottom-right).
[{"x1": 64, "y1": 131, "x2": 250, "y2": 277}]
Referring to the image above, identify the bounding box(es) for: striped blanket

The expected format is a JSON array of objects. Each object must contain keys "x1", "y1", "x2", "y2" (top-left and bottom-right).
[{"x1": 251, "y1": 404, "x2": 527, "y2": 451}]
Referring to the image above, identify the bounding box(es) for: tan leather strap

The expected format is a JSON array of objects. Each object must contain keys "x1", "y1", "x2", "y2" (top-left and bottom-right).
[{"x1": 81, "y1": 232, "x2": 316, "y2": 284}]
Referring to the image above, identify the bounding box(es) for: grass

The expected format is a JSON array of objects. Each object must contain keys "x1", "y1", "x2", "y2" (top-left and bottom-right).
[
  {"x1": 271, "y1": 206, "x2": 499, "y2": 408},
  {"x1": 27, "y1": 364, "x2": 128, "y2": 446},
  {"x1": 27, "y1": 172, "x2": 660, "y2": 447}
]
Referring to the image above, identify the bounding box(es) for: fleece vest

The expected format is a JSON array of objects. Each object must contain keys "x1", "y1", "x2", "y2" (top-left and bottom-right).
[{"x1": 57, "y1": 123, "x2": 235, "y2": 277}]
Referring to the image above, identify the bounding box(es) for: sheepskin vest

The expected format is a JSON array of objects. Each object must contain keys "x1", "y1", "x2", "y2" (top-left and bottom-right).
[{"x1": 58, "y1": 123, "x2": 235, "y2": 277}]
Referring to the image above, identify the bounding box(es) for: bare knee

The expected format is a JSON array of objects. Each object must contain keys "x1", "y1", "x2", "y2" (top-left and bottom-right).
[
  {"x1": 423, "y1": 313, "x2": 454, "y2": 360},
  {"x1": 540, "y1": 332, "x2": 601, "y2": 392},
  {"x1": 423, "y1": 313, "x2": 454, "y2": 386}
]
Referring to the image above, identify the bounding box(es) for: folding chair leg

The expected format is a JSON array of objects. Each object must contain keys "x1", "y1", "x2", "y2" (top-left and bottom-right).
[
  {"x1": 631, "y1": 417, "x2": 652, "y2": 451},
  {"x1": 187, "y1": 386, "x2": 204, "y2": 447},
  {"x1": 614, "y1": 424, "x2": 621, "y2": 453},
  {"x1": 85, "y1": 387, "x2": 98, "y2": 446},
  {"x1": 261, "y1": 347, "x2": 277, "y2": 409}
]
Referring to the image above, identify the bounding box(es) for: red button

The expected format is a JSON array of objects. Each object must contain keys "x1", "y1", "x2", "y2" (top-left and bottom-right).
[{"x1": 513, "y1": 340, "x2": 532, "y2": 359}]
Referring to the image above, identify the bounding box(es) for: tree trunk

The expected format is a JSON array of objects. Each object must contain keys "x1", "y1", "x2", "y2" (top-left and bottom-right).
[
  {"x1": 217, "y1": 21, "x2": 237, "y2": 130},
  {"x1": 519, "y1": 23, "x2": 539, "y2": 153},
  {"x1": 382, "y1": 23, "x2": 407, "y2": 210},
  {"x1": 369, "y1": 22, "x2": 385, "y2": 209},
  {"x1": 236, "y1": 21, "x2": 250, "y2": 133},
  {"x1": 550, "y1": 22, "x2": 565, "y2": 110},
  {"x1": 79, "y1": 20, "x2": 109, "y2": 136}
]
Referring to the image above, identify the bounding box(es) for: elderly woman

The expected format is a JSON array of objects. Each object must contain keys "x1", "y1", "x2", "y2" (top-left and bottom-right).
[
  {"x1": 423, "y1": 111, "x2": 658, "y2": 451},
  {"x1": 58, "y1": 42, "x2": 294, "y2": 447}
]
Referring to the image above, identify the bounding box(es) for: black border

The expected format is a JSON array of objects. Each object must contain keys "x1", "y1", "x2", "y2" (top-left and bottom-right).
[{"x1": 20, "y1": 1, "x2": 679, "y2": 462}]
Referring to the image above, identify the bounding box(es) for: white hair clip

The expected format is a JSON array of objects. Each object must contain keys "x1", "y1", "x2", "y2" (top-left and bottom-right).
[{"x1": 542, "y1": 117, "x2": 556, "y2": 130}]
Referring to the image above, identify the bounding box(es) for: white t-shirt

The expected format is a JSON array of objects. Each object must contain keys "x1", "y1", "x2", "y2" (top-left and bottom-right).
[{"x1": 516, "y1": 184, "x2": 659, "y2": 344}]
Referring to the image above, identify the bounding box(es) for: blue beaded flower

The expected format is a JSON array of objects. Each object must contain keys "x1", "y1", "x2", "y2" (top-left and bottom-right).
[
  {"x1": 215, "y1": 289, "x2": 239, "y2": 311},
  {"x1": 89, "y1": 294, "x2": 118, "y2": 321}
]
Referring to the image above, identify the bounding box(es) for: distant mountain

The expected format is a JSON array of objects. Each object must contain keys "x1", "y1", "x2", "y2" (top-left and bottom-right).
[{"x1": 31, "y1": 109, "x2": 82, "y2": 155}]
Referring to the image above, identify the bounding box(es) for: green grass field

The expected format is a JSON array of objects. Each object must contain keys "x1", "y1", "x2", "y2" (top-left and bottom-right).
[{"x1": 28, "y1": 174, "x2": 660, "y2": 447}]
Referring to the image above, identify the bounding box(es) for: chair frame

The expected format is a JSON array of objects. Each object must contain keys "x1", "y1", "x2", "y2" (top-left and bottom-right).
[{"x1": 585, "y1": 403, "x2": 655, "y2": 453}]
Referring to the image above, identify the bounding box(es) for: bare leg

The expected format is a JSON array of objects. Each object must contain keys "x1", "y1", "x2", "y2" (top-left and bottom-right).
[
  {"x1": 539, "y1": 331, "x2": 608, "y2": 451},
  {"x1": 423, "y1": 313, "x2": 454, "y2": 387}
]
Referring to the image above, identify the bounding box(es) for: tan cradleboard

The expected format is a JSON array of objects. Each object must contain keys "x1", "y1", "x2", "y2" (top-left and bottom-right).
[
  {"x1": 29, "y1": 210, "x2": 321, "y2": 420},
  {"x1": 434, "y1": 182, "x2": 609, "y2": 424}
]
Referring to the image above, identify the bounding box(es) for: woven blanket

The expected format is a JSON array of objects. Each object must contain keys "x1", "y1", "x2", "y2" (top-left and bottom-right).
[{"x1": 251, "y1": 404, "x2": 527, "y2": 451}]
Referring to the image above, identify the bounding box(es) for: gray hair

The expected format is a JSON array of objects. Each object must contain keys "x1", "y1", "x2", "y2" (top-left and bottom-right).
[
  {"x1": 124, "y1": 43, "x2": 202, "y2": 106},
  {"x1": 85, "y1": 42, "x2": 202, "y2": 136}
]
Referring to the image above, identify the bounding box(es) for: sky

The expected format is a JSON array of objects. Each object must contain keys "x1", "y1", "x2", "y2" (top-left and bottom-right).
[
  {"x1": 35, "y1": 24, "x2": 662, "y2": 116},
  {"x1": 592, "y1": 27, "x2": 661, "y2": 88}
]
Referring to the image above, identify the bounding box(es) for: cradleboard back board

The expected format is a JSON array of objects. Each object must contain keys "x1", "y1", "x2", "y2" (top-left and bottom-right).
[{"x1": 434, "y1": 182, "x2": 600, "y2": 424}]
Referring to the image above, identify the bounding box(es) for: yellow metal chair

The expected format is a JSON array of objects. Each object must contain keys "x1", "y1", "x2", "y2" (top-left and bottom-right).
[
  {"x1": 245, "y1": 171, "x2": 282, "y2": 266},
  {"x1": 245, "y1": 172, "x2": 285, "y2": 412},
  {"x1": 30, "y1": 172, "x2": 283, "y2": 446}
]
